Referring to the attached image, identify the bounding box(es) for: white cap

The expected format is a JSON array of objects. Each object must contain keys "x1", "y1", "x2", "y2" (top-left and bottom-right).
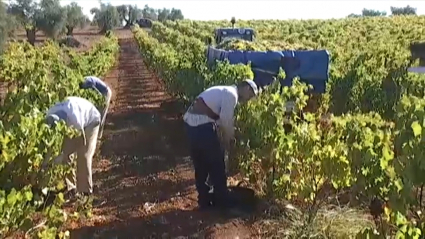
[
  {"x1": 244, "y1": 79, "x2": 259, "y2": 95},
  {"x1": 408, "y1": 67, "x2": 425, "y2": 74}
]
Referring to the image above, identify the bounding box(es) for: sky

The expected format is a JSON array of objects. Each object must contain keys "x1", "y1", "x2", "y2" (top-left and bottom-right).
[{"x1": 58, "y1": 0, "x2": 425, "y2": 21}]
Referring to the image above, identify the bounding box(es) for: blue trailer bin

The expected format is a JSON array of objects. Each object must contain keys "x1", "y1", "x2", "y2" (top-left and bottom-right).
[{"x1": 206, "y1": 46, "x2": 330, "y2": 93}]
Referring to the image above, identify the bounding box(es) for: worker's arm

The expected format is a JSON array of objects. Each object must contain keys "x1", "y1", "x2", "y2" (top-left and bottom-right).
[
  {"x1": 81, "y1": 77, "x2": 105, "y2": 96},
  {"x1": 80, "y1": 78, "x2": 94, "y2": 90},
  {"x1": 218, "y1": 92, "x2": 237, "y2": 150},
  {"x1": 81, "y1": 127, "x2": 87, "y2": 146},
  {"x1": 408, "y1": 67, "x2": 425, "y2": 74}
]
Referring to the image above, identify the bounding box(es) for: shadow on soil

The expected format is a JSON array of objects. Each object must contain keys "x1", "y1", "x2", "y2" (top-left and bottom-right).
[
  {"x1": 71, "y1": 208, "x2": 251, "y2": 239},
  {"x1": 70, "y1": 31, "x2": 100, "y2": 36},
  {"x1": 70, "y1": 104, "x2": 242, "y2": 238},
  {"x1": 93, "y1": 100, "x2": 191, "y2": 201},
  {"x1": 69, "y1": 36, "x2": 247, "y2": 238}
]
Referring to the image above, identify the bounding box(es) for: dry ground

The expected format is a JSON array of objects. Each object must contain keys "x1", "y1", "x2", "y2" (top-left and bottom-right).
[
  {"x1": 65, "y1": 29, "x2": 263, "y2": 239},
  {"x1": 9, "y1": 25, "x2": 105, "y2": 51}
]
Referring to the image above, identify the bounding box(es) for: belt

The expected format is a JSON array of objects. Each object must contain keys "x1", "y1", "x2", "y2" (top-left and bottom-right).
[
  {"x1": 86, "y1": 119, "x2": 100, "y2": 129},
  {"x1": 187, "y1": 97, "x2": 220, "y2": 121}
]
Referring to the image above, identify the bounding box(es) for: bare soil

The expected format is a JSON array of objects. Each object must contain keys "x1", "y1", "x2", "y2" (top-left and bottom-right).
[
  {"x1": 67, "y1": 29, "x2": 259, "y2": 239},
  {"x1": 9, "y1": 26, "x2": 104, "y2": 52}
]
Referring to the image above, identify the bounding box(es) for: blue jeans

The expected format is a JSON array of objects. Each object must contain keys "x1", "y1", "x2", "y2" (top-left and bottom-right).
[{"x1": 185, "y1": 122, "x2": 230, "y2": 208}]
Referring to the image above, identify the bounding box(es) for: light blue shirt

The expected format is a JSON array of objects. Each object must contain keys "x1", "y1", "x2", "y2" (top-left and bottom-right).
[{"x1": 80, "y1": 76, "x2": 109, "y2": 96}]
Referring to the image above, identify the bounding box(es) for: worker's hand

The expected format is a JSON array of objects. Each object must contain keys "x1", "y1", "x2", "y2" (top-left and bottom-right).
[
  {"x1": 82, "y1": 130, "x2": 87, "y2": 146},
  {"x1": 228, "y1": 144, "x2": 236, "y2": 163},
  {"x1": 222, "y1": 140, "x2": 230, "y2": 152},
  {"x1": 223, "y1": 138, "x2": 236, "y2": 152},
  {"x1": 230, "y1": 138, "x2": 236, "y2": 149}
]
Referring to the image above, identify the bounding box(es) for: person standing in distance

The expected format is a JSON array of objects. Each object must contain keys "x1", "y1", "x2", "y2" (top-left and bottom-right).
[
  {"x1": 79, "y1": 76, "x2": 112, "y2": 139},
  {"x1": 183, "y1": 80, "x2": 258, "y2": 211},
  {"x1": 45, "y1": 96, "x2": 101, "y2": 201}
]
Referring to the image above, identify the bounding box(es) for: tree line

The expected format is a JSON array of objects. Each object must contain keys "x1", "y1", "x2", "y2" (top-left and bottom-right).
[
  {"x1": 348, "y1": 5, "x2": 417, "y2": 18},
  {"x1": 0, "y1": 0, "x2": 184, "y2": 49}
]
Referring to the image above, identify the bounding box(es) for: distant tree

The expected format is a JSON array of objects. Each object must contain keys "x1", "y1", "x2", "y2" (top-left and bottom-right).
[
  {"x1": 347, "y1": 13, "x2": 361, "y2": 18},
  {"x1": 91, "y1": 3, "x2": 121, "y2": 33},
  {"x1": 65, "y1": 2, "x2": 86, "y2": 35},
  {"x1": 5, "y1": 7, "x2": 20, "y2": 38},
  {"x1": 157, "y1": 8, "x2": 170, "y2": 22},
  {"x1": 139, "y1": 4, "x2": 183, "y2": 22},
  {"x1": 362, "y1": 8, "x2": 387, "y2": 17},
  {"x1": 391, "y1": 5, "x2": 417, "y2": 15},
  {"x1": 142, "y1": 4, "x2": 158, "y2": 20},
  {"x1": 348, "y1": 8, "x2": 386, "y2": 18},
  {"x1": 117, "y1": 4, "x2": 142, "y2": 28},
  {"x1": 168, "y1": 8, "x2": 184, "y2": 21},
  {"x1": 231, "y1": 17, "x2": 236, "y2": 27},
  {"x1": 36, "y1": 0, "x2": 67, "y2": 40},
  {"x1": 0, "y1": 1, "x2": 19, "y2": 39},
  {"x1": 157, "y1": 7, "x2": 184, "y2": 22},
  {"x1": 9, "y1": 0, "x2": 41, "y2": 45},
  {"x1": 0, "y1": 0, "x2": 9, "y2": 51}
]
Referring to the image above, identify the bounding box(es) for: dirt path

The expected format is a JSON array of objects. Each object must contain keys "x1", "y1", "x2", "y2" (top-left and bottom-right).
[{"x1": 69, "y1": 29, "x2": 256, "y2": 239}]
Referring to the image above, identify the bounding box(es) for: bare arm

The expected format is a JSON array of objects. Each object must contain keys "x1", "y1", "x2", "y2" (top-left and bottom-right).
[{"x1": 218, "y1": 91, "x2": 237, "y2": 148}]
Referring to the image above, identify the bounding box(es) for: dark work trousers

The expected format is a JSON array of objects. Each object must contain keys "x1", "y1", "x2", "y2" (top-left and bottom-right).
[{"x1": 185, "y1": 122, "x2": 230, "y2": 208}]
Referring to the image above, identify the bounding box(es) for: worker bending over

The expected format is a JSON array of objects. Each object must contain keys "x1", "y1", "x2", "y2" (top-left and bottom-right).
[
  {"x1": 183, "y1": 80, "x2": 258, "y2": 210},
  {"x1": 46, "y1": 96, "x2": 101, "y2": 200},
  {"x1": 79, "y1": 76, "x2": 112, "y2": 139}
]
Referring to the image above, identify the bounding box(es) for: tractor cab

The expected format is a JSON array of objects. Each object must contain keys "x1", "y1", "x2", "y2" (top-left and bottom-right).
[
  {"x1": 408, "y1": 42, "x2": 425, "y2": 73},
  {"x1": 214, "y1": 28, "x2": 255, "y2": 44},
  {"x1": 137, "y1": 18, "x2": 153, "y2": 28}
]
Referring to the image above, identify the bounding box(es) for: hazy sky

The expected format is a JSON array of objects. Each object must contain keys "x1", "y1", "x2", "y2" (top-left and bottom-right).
[{"x1": 58, "y1": 0, "x2": 425, "y2": 21}]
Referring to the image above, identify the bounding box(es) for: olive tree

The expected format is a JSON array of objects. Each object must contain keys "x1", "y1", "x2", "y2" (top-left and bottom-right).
[
  {"x1": 9, "y1": 0, "x2": 66, "y2": 44},
  {"x1": 157, "y1": 8, "x2": 184, "y2": 22},
  {"x1": 142, "y1": 4, "x2": 158, "y2": 20},
  {"x1": 65, "y1": 2, "x2": 86, "y2": 35},
  {"x1": 91, "y1": 3, "x2": 121, "y2": 33},
  {"x1": 37, "y1": 0, "x2": 66, "y2": 40},
  {"x1": 0, "y1": 0, "x2": 9, "y2": 51},
  {"x1": 168, "y1": 8, "x2": 184, "y2": 21},
  {"x1": 117, "y1": 4, "x2": 142, "y2": 28},
  {"x1": 9, "y1": 0, "x2": 40, "y2": 45},
  {"x1": 391, "y1": 5, "x2": 417, "y2": 15}
]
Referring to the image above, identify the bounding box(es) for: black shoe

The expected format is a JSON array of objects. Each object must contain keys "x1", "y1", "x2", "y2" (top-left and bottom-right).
[
  {"x1": 198, "y1": 197, "x2": 214, "y2": 211},
  {"x1": 198, "y1": 203, "x2": 214, "y2": 211},
  {"x1": 76, "y1": 192, "x2": 95, "y2": 205},
  {"x1": 64, "y1": 189, "x2": 77, "y2": 204},
  {"x1": 224, "y1": 207, "x2": 247, "y2": 218},
  {"x1": 41, "y1": 188, "x2": 76, "y2": 209}
]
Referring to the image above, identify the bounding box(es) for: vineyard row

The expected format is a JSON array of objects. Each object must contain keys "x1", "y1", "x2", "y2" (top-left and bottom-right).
[
  {"x1": 133, "y1": 21, "x2": 425, "y2": 237},
  {"x1": 0, "y1": 33, "x2": 119, "y2": 237}
]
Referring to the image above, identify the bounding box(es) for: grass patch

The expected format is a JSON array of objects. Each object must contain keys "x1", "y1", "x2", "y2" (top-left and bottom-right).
[{"x1": 256, "y1": 204, "x2": 374, "y2": 239}]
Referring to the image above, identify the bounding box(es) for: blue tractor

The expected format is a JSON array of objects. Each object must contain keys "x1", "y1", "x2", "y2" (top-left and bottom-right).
[
  {"x1": 214, "y1": 28, "x2": 255, "y2": 44},
  {"x1": 137, "y1": 18, "x2": 153, "y2": 28}
]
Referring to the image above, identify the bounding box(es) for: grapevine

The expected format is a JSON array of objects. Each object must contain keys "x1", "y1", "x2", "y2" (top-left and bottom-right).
[
  {"x1": 134, "y1": 17, "x2": 425, "y2": 237},
  {"x1": 0, "y1": 32, "x2": 119, "y2": 237}
]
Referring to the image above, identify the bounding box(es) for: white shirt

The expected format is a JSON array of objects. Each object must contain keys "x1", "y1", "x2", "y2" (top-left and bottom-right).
[
  {"x1": 47, "y1": 96, "x2": 101, "y2": 132},
  {"x1": 183, "y1": 85, "x2": 238, "y2": 140}
]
